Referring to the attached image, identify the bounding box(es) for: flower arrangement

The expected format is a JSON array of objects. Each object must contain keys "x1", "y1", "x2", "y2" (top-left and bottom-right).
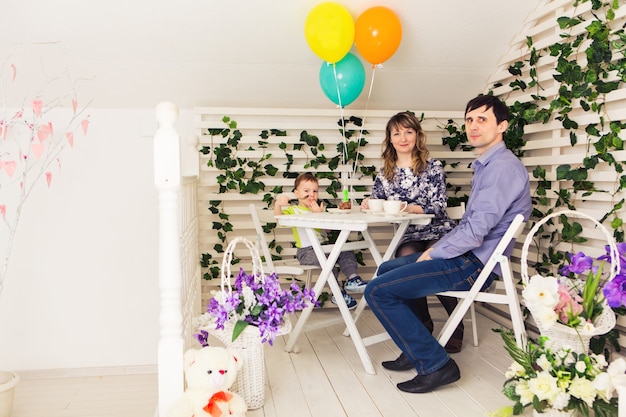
[
  {"x1": 522, "y1": 243, "x2": 624, "y2": 337},
  {"x1": 195, "y1": 267, "x2": 317, "y2": 346},
  {"x1": 492, "y1": 330, "x2": 625, "y2": 417}
]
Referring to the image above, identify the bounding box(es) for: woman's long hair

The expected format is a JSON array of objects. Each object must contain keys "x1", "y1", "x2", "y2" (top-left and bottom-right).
[{"x1": 381, "y1": 111, "x2": 429, "y2": 181}]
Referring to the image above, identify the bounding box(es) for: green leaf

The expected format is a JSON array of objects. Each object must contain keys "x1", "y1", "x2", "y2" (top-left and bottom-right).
[{"x1": 232, "y1": 320, "x2": 249, "y2": 342}]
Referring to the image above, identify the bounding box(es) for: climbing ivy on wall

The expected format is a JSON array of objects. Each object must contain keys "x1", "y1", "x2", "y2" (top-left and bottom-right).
[
  {"x1": 199, "y1": 115, "x2": 375, "y2": 280},
  {"x1": 466, "y1": 0, "x2": 626, "y2": 356}
]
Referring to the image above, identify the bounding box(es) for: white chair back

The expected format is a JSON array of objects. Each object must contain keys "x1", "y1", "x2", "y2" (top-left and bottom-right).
[{"x1": 436, "y1": 214, "x2": 527, "y2": 348}]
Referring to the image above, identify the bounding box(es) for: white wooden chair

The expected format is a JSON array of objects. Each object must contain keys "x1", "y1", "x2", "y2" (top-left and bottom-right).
[
  {"x1": 436, "y1": 213, "x2": 527, "y2": 348},
  {"x1": 357, "y1": 212, "x2": 527, "y2": 352},
  {"x1": 248, "y1": 203, "x2": 318, "y2": 287},
  {"x1": 430, "y1": 203, "x2": 481, "y2": 347}
]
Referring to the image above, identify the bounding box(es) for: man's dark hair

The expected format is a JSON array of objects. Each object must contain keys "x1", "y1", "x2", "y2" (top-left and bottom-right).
[{"x1": 465, "y1": 95, "x2": 510, "y2": 124}]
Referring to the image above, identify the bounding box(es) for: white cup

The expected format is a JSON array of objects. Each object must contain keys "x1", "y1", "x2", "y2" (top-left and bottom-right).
[
  {"x1": 368, "y1": 199, "x2": 384, "y2": 212},
  {"x1": 383, "y1": 200, "x2": 408, "y2": 214}
]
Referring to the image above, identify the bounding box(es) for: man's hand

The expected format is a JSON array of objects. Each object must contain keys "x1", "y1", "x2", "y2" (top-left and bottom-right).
[{"x1": 417, "y1": 248, "x2": 433, "y2": 262}]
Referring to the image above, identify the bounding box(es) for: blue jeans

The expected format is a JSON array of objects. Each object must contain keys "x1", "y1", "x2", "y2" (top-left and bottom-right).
[{"x1": 364, "y1": 251, "x2": 493, "y2": 375}]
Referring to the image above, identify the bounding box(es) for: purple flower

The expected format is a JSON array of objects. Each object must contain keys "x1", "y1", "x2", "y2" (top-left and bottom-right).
[
  {"x1": 194, "y1": 329, "x2": 210, "y2": 347},
  {"x1": 202, "y1": 267, "x2": 317, "y2": 345},
  {"x1": 560, "y1": 252, "x2": 594, "y2": 276},
  {"x1": 603, "y1": 274, "x2": 626, "y2": 308},
  {"x1": 598, "y1": 243, "x2": 626, "y2": 272}
]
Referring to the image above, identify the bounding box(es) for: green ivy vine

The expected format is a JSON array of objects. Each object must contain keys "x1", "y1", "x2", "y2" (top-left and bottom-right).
[{"x1": 199, "y1": 115, "x2": 374, "y2": 280}]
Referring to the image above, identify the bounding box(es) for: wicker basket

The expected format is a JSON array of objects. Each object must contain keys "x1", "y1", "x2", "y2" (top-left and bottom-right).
[
  {"x1": 520, "y1": 210, "x2": 618, "y2": 353},
  {"x1": 210, "y1": 237, "x2": 291, "y2": 410}
]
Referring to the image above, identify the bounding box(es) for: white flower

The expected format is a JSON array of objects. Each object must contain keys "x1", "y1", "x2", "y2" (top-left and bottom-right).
[
  {"x1": 515, "y1": 380, "x2": 534, "y2": 405},
  {"x1": 523, "y1": 275, "x2": 559, "y2": 311},
  {"x1": 552, "y1": 391, "x2": 571, "y2": 410},
  {"x1": 569, "y1": 375, "x2": 597, "y2": 407},
  {"x1": 240, "y1": 286, "x2": 255, "y2": 314},
  {"x1": 580, "y1": 321, "x2": 596, "y2": 334},
  {"x1": 505, "y1": 361, "x2": 526, "y2": 378},
  {"x1": 534, "y1": 306, "x2": 559, "y2": 328},
  {"x1": 537, "y1": 354, "x2": 552, "y2": 372},
  {"x1": 591, "y1": 353, "x2": 608, "y2": 369},
  {"x1": 528, "y1": 372, "x2": 560, "y2": 403},
  {"x1": 562, "y1": 351, "x2": 576, "y2": 366},
  {"x1": 593, "y1": 358, "x2": 626, "y2": 401},
  {"x1": 608, "y1": 357, "x2": 626, "y2": 385},
  {"x1": 575, "y1": 360, "x2": 587, "y2": 373}
]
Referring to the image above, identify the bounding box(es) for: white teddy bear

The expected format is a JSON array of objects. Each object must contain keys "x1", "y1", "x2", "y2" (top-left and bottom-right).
[{"x1": 168, "y1": 346, "x2": 248, "y2": 417}]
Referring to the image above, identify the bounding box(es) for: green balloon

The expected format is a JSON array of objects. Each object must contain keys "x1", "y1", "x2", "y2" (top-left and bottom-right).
[{"x1": 319, "y1": 52, "x2": 365, "y2": 107}]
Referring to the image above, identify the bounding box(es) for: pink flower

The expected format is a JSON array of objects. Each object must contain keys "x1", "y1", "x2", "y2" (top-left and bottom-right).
[{"x1": 554, "y1": 283, "x2": 583, "y2": 324}]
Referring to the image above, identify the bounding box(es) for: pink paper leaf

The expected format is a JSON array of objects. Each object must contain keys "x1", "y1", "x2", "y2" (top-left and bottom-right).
[
  {"x1": 81, "y1": 118, "x2": 89, "y2": 136},
  {"x1": 72, "y1": 99, "x2": 77, "y2": 114},
  {"x1": 31, "y1": 100, "x2": 43, "y2": 117},
  {"x1": 3, "y1": 160, "x2": 16, "y2": 178},
  {"x1": 66, "y1": 132, "x2": 74, "y2": 147},
  {"x1": 0, "y1": 204, "x2": 5, "y2": 219},
  {"x1": 31, "y1": 142, "x2": 45, "y2": 159},
  {"x1": 37, "y1": 122, "x2": 53, "y2": 142},
  {"x1": 45, "y1": 172, "x2": 52, "y2": 187},
  {"x1": 10, "y1": 64, "x2": 16, "y2": 82}
]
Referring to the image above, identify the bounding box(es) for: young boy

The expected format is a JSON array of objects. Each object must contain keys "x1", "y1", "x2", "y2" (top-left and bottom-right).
[{"x1": 274, "y1": 172, "x2": 367, "y2": 309}]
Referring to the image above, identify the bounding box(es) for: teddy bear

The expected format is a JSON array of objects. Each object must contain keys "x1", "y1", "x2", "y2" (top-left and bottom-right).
[{"x1": 167, "y1": 346, "x2": 248, "y2": 417}]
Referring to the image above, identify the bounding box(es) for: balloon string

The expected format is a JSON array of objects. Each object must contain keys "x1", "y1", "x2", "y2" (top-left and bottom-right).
[
  {"x1": 352, "y1": 65, "x2": 377, "y2": 179},
  {"x1": 332, "y1": 63, "x2": 348, "y2": 167}
]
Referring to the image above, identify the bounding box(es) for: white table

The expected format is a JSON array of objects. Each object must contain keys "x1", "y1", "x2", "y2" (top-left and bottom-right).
[{"x1": 275, "y1": 210, "x2": 433, "y2": 374}]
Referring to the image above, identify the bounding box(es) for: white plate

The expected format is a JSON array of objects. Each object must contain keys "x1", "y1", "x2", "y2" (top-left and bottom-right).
[
  {"x1": 361, "y1": 208, "x2": 383, "y2": 214},
  {"x1": 376, "y1": 211, "x2": 408, "y2": 217},
  {"x1": 327, "y1": 208, "x2": 352, "y2": 214}
]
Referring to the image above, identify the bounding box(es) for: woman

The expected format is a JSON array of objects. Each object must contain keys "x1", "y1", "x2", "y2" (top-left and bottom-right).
[{"x1": 361, "y1": 111, "x2": 463, "y2": 353}]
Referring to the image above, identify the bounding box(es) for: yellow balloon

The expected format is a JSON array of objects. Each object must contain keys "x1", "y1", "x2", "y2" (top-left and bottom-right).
[{"x1": 304, "y1": 2, "x2": 355, "y2": 64}]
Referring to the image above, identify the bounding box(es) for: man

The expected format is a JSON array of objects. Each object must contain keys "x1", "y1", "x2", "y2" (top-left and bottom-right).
[{"x1": 364, "y1": 94, "x2": 531, "y2": 393}]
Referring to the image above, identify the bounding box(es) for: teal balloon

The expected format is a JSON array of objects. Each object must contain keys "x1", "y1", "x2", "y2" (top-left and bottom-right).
[{"x1": 319, "y1": 52, "x2": 365, "y2": 107}]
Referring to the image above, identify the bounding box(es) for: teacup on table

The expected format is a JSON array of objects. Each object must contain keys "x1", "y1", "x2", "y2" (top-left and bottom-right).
[
  {"x1": 383, "y1": 200, "x2": 408, "y2": 214},
  {"x1": 368, "y1": 199, "x2": 384, "y2": 212}
]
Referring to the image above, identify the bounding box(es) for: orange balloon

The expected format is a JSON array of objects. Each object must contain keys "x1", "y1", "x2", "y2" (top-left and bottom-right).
[{"x1": 355, "y1": 6, "x2": 402, "y2": 65}]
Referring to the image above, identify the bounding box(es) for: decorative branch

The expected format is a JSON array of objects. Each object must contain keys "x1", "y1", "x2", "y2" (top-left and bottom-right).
[{"x1": 0, "y1": 63, "x2": 91, "y2": 303}]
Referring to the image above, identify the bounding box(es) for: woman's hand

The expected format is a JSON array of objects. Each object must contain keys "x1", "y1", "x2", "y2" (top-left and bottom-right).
[
  {"x1": 361, "y1": 197, "x2": 370, "y2": 210},
  {"x1": 407, "y1": 204, "x2": 424, "y2": 214}
]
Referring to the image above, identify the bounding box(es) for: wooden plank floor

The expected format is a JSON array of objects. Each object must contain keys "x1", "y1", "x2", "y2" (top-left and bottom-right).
[{"x1": 11, "y1": 308, "x2": 536, "y2": 417}]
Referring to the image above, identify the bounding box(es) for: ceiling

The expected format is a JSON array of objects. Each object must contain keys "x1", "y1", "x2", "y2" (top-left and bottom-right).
[{"x1": 2, "y1": 0, "x2": 543, "y2": 111}]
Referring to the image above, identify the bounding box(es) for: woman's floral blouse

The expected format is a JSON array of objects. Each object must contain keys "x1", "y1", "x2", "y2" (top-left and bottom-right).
[{"x1": 371, "y1": 158, "x2": 455, "y2": 243}]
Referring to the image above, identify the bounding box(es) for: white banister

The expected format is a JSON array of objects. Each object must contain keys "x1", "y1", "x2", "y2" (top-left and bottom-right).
[{"x1": 154, "y1": 101, "x2": 184, "y2": 417}]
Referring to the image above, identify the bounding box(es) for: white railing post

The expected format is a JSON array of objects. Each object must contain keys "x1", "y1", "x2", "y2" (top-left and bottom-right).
[{"x1": 154, "y1": 101, "x2": 183, "y2": 417}]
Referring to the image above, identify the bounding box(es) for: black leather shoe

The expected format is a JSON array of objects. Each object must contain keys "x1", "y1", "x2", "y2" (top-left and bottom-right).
[
  {"x1": 397, "y1": 359, "x2": 460, "y2": 393},
  {"x1": 381, "y1": 353, "x2": 414, "y2": 371}
]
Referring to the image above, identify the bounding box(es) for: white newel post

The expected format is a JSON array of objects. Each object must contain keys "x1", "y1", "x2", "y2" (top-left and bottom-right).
[{"x1": 154, "y1": 102, "x2": 183, "y2": 417}]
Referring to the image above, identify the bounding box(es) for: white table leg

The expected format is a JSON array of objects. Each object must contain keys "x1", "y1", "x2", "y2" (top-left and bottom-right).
[
  {"x1": 346, "y1": 220, "x2": 412, "y2": 334},
  {"x1": 285, "y1": 228, "x2": 376, "y2": 374}
]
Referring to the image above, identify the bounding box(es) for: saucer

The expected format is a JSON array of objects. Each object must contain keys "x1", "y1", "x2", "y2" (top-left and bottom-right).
[
  {"x1": 327, "y1": 208, "x2": 351, "y2": 214},
  {"x1": 362, "y1": 208, "x2": 383, "y2": 214},
  {"x1": 378, "y1": 211, "x2": 408, "y2": 217}
]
